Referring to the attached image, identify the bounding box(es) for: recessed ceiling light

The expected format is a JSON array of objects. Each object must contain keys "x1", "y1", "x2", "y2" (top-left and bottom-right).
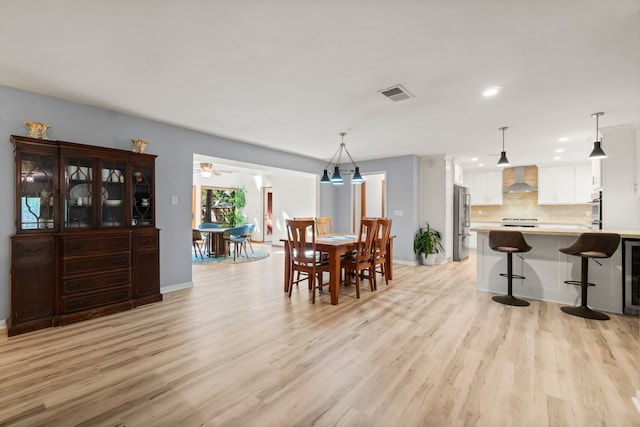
[
  {"x1": 483, "y1": 86, "x2": 501, "y2": 97},
  {"x1": 558, "y1": 137, "x2": 569, "y2": 142},
  {"x1": 471, "y1": 157, "x2": 478, "y2": 161},
  {"x1": 555, "y1": 148, "x2": 565, "y2": 153},
  {"x1": 478, "y1": 163, "x2": 485, "y2": 167},
  {"x1": 553, "y1": 156, "x2": 562, "y2": 160}
]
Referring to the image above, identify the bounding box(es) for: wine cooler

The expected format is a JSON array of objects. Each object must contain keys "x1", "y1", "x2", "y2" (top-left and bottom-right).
[{"x1": 623, "y1": 239, "x2": 640, "y2": 316}]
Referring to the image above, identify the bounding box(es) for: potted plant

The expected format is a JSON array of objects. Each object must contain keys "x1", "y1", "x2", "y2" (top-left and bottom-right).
[{"x1": 413, "y1": 222, "x2": 444, "y2": 265}]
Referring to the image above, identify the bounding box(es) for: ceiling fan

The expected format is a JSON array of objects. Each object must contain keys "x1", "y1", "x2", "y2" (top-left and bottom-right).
[{"x1": 193, "y1": 162, "x2": 233, "y2": 178}]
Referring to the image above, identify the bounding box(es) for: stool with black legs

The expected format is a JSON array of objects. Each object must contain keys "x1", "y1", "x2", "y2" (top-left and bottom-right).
[
  {"x1": 559, "y1": 232, "x2": 620, "y2": 320},
  {"x1": 489, "y1": 230, "x2": 532, "y2": 306}
]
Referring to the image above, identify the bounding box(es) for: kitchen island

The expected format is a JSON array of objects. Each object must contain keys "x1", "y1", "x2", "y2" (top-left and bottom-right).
[{"x1": 471, "y1": 226, "x2": 640, "y2": 314}]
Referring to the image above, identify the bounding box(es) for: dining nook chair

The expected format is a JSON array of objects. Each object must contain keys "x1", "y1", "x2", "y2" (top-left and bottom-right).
[
  {"x1": 286, "y1": 218, "x2": 330, "y2": 304},
  {"x1": 223, "y1": 224, "x2": 251, "y2": 261},
  {"x1": 192, "y1": 229, "x2": 205, "y2": 259},
  {"x1": 246, "y1": 223, "x2": 256, "y2": 254},
  {"x1": 341, "y1": 217, "x2": 379, "y2": 298}
]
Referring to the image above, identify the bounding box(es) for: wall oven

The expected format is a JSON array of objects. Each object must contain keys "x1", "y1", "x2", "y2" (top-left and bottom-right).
[{"x1": 623, "y1": 238, "x2": 640, "y2": 316}]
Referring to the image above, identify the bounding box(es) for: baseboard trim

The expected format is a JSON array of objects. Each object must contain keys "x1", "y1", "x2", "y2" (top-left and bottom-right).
[
  {"x1": 632, "y1": 390, "x2": 640, "y2": 414},
  {"x1": 0, "y1": 319, "x2": 6, "y2": 331},
  {"x1": 161, "y1": 281, "x2": 193, "y2": 293},
  {"x1": 393, "y1": 259, "x2": 418, "y2": 266}
]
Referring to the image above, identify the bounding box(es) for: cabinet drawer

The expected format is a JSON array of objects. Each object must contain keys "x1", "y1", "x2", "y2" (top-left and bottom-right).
[
  {"x1": 12, "y1": 237, "x2": 55, "y2": 263},
  {"x1": 63, "y1": 234, "x2": 130, "y2": 256},
  {"x1": 62, "y1": 271, "x2": 130, "y2": 295},
  {"x1": 62, "y1": 287, "x2": 131, "y2": 313},
  {"x1": 64, "y1": 254, "x2": 130, "y2": 276},
  {"x1": 135, "y1": 232, "x2": 158, "y2": 248}
]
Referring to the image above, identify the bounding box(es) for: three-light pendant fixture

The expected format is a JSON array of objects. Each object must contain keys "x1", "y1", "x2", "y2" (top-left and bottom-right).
[{"x1": 320, "y1": 132, "x2": 363, "y2": 185}]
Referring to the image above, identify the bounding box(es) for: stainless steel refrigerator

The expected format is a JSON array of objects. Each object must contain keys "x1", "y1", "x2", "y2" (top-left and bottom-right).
[{"x1": 453, "y1": 185, "x2": 471, "y2": 261}]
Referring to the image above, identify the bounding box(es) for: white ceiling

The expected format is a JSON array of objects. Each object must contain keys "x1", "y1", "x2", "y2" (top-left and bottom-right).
[{"x1": 1, "y1": 1, "x2": 639, "y2": 169}]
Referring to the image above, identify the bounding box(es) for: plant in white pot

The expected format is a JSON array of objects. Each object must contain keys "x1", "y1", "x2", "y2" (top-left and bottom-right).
[{"x1": 413, "y1": 223, "x2": 444, "y2": 265}]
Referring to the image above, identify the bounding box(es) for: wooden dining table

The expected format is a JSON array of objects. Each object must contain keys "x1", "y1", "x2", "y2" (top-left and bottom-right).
[{"x1": 282, "y1": 233, "x2": 394, "y2": 305}]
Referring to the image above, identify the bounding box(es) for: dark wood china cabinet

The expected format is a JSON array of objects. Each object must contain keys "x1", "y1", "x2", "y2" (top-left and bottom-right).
[{"x1": 9, "y1": 135, "x2": 162, "y2": 336}]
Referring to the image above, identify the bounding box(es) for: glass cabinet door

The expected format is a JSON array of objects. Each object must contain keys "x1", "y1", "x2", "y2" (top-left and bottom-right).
[
  {"x1": 132, "y1": 165, "x2": 153, "y2": 226},
  {"x1": 18, "y1": 153, "x2": 56, "y2": 231},
  {"x1": 63, "y1": 157, "x2": 94, "y2": 229},
  {"x1": 100, "y1": 161, "x2": 126, "y2": 227}
]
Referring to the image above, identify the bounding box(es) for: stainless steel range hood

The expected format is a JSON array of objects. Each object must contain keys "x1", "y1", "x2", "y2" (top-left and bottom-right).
[{"x1": 503, "y1": 166, "x2": 538, "y2": 193}]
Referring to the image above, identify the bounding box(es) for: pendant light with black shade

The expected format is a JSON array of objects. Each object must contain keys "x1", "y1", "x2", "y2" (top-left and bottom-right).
[
  {"x1": 497, "y1": 126, "x2": 510, "y2": 166},
  {"x1": 320, "y1": 132, "x2": 363, "y2": 185},
  {"x1": 588, "y1": 112, "x2": 607, "y2": 159}
]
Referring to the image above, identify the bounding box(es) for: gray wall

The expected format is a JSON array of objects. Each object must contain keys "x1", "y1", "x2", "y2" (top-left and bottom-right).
[
  {"x1": 0, "y1": 85, "x2": 421, "y2": 322},
  {"x1": 420, "y1": 156, "x2": 452, "y2": 264},
  {"x1": 367, "y1": 155, "x2": 421, "y2": 263},
  {"x1": 331, "y1": 155, "x2": 421, "y2": 263}
]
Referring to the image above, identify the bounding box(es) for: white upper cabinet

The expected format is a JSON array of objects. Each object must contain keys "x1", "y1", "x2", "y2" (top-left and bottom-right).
[
  {"x1": 538, "y1": 165, "x2": 573, "y2": 204},
  {"x1": 485, "y1": 170, "x2": 503, "y2": 204},
  {"x1": 537, "y1": 166, "x2": 555, "y2": 203},
  {"x1": 463, "y1": 170, "x2": 503, "y2": 205},
  {"x1": 463, "y1": 172, "x2": 475, "y2": 201},
  {"x1": 538, "y1": 164, "x2": 591, "y2": 204},
  {"x1": 575, "y1": 163, "x2": 592, "y2": 203}
]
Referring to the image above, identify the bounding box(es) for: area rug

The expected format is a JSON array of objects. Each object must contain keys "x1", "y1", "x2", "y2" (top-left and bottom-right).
[{"x1": 192, "y1": 249, "x2": 269, "y2": 265}]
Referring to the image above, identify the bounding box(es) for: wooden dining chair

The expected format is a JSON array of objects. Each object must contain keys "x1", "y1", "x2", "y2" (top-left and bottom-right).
[
  {"x1": 341, "y1": 218, "x2": 379, "y2": 298},
  {"x1": 291, "y1": 217, "x2": 316, "y2": 283},
  {"x1": 291, "y1": 217, "x2": 331, "y2": 282},
  {"x1": 293, "y1": 217, "x2": 315, "y2": 239},
  {"x1": 315, "y1": 216, "x2": 333, "y2": 236},
  {"x1": 369, "y1": 218, "x2": 392, "y2": 290},
  {"x1": 286, "y1": 219, "x2": 330, "y2": 303}
]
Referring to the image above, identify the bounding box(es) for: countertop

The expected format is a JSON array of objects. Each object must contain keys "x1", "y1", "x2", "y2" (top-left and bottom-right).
[
  {"x1": 470, "y1": 225, "x2": 640, "y2": 239},
  {"x1": 471, "y1": 219, "x2": 590, "y2": 227}
]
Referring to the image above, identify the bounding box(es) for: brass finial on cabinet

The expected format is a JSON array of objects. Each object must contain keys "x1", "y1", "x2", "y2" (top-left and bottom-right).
[
  {"x1": 131, "y1": 139, "x2": 149, "y2": 153},
  {"x1": 24, "y1": 121, "x2": 51, "y2": 139}
]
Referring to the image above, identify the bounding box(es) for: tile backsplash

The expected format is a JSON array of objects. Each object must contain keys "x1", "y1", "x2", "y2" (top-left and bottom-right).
[
  {"x1": 470, "y1": 165, "x2": 591, "y2": 225},
  {"x1": 471, "y1": 196, "x2": 591, "y2": 224}
]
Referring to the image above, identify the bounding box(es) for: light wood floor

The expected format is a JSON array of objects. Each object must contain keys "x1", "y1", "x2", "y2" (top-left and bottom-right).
[{"x1": 0, "y1": 247, "x2": 638, "y2": 426}]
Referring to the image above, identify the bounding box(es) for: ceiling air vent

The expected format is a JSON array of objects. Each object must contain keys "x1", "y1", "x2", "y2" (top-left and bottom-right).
[{"x1": 379, "y1": 84, "x2": 414, "y2": 102}]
